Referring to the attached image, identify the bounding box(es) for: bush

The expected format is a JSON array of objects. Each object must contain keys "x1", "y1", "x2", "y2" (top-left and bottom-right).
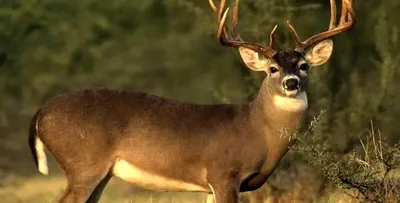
[{"x1": 291, "y1": 112, "x2": 400, "y2": 203}]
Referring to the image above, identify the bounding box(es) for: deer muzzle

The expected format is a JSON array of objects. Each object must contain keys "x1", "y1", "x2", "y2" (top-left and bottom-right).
[{"x1": 282, "y1": 75, "x2": 301, "y2": 97}]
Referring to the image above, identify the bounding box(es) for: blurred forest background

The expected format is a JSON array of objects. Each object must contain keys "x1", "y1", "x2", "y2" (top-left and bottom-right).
[{"x1": 0, "y1": 0, "x2": 399, "y2": 202}]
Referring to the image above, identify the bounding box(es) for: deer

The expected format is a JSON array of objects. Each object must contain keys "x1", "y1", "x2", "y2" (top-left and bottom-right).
[{"x1": 28, "y1": 0, "x2": 356, "y2": 202}]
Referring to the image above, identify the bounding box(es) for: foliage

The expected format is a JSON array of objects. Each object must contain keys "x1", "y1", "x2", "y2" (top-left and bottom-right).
[
  {"x1": 292, "y1": 113, "x2": 400, "y2": 203},
  {"x1": 1, "y1": 0, "x2": 400, "y2": 202}
]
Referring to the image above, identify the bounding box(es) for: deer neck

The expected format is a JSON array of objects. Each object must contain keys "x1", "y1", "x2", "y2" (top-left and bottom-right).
[{"x1": 249, "y1": 81, "x2": 308, "y2": 147}]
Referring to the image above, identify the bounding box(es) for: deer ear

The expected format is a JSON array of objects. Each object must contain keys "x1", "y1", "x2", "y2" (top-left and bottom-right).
[
  {"x1": 304, "y1": 39, "x2": 333, "y2": 66},
  {"x1": 238, "y1": 47, "x2": 270, "y2": 71}
]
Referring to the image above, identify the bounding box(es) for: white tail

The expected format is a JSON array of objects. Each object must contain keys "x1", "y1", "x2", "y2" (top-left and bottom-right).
[{"x1": 35, "y1": 136, "x2": 49, "y2": 175}]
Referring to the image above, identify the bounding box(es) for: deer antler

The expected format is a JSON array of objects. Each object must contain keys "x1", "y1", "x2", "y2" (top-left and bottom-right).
[
  {"x1": 209, "y1": 0, "x2": 277, "y2": 58},
  {"x1": 287, "y1": 0, "x2": 356, "y2": 52}
]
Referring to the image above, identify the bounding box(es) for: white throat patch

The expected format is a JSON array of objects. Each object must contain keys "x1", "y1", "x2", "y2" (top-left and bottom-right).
[{"x1": 273, "y1": 91, "x2": 308, "y2": 112}]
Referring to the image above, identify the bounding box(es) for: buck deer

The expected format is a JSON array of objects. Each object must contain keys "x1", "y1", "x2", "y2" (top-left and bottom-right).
[{"x1": 28, "y1": 0, "x2": 356, "y2": 202}]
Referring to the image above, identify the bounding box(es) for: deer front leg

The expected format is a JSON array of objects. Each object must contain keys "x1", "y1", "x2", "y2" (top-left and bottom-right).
[
  {"x1": 206, "y1": 193, "x2": 215, "y2": 203},
  {"x1": 206, "y1": 183, "x2": 239, "y2": 203},
  {"x1": 206, "y1": 175, "x2": 240, "y2": 203}
]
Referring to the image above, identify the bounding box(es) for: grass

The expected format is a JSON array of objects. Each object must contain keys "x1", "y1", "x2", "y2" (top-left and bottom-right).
[
  {"x1": 0, "y1": 137, "x2": 207, "y2": 203},
  {"x1": 1, "y1": 115, "x2": 399, "y2": 203},
  {"x1": 0, "y1": 173, "x2": 206, "y2": 203},
  {"x1": 0, "y1": 155, "x2": 327, "y2": 203}
]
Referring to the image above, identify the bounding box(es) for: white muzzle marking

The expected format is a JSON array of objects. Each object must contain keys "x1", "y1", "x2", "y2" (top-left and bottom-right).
[{"x1": 282, "y1": 75, "x2": 301, "y2": 97}]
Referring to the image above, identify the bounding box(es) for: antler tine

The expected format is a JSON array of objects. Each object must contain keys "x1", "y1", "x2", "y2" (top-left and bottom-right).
[
  {"x1": 287, "y1": 0, "x2": 356, "y2": 52},
  {"x1": 209, "y1": 0, "x2": 232, "y2": 41},
  {"x1": 209, "y1": 0, "x2": 218, "y2": 13},
  {"x1": 232, "y1": 0, "x2": 239, "y2": 33},
  {"x1": 339, "y1": 0, "x2": 347, "y2": 25},
  {"x1": 329, "y1": 0, "x2": 337, "y2": 30},
  {"x1": 218, "y1": 0, "x2": 226, "y2": 25},
  {"x1": 269, "y1": 25, "x2": 278, "y2": 48},
  {"x1": 208, "y1": 0, "x2": 277, "y2": 58},
  {"x1": 217, "y1": 7, "x2": 230, "y2": 41},
  {"x1": 286, "y1": 21, "x2": 303, "y2": 50}
]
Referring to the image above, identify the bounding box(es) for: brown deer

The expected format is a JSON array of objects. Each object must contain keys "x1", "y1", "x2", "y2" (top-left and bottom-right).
[{"x1": 28, "y1": 0, "x2": 356, "y2": 202}]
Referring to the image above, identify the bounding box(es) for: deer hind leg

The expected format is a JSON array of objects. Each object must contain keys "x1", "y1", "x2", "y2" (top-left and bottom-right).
[
  {"x1": 86, "y1": 172, "x2": 113, "y2": 203},
  {"x1": 58, "y1": 163, "x2": 112, "y2": 203}
]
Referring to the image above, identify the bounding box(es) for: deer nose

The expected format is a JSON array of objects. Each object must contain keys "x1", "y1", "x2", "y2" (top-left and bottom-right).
[{"x1": 284, "y1": 78, "x2": 300, "y2": 91}]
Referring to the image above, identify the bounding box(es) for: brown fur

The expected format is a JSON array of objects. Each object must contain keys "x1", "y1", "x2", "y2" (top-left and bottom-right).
[
  {"x1": 28, "y1": 0, "x2": 357, "y2": 200},
  {"x1": 29, "y1": 59, "x2": 307, "y2": 202}
]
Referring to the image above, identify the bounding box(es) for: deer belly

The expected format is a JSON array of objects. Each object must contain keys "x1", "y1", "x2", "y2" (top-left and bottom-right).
[{"x1": 111, "y1": 159, "x2": 208, "y2": 192}]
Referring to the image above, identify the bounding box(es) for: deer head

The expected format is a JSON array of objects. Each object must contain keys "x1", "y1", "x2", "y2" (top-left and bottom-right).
[{"x1": 209, "y1": 0, "x2": 356, "y2": 98}]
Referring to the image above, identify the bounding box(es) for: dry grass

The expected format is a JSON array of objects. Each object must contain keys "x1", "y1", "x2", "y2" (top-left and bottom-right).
[
  {"x1": 0, "y1": 173, "x2": 206, "y2": 203},
  {"x1": 291, "y1": 117, "x2": 400, "y2": 203},
  {"x1": 0, "y1": 157, "x2": 329, "y2": 203},
  {"x1": 1, "y1": 116, "x2": 398, "y2": 203}
]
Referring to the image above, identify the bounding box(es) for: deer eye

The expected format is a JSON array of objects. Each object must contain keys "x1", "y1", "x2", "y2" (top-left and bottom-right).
[
  {"x1": 269, "y1": 66, "x2": 279, "y2": 73},
  {"x1": 299, "y1": 63, "x2": 309, "y2": 72}
]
